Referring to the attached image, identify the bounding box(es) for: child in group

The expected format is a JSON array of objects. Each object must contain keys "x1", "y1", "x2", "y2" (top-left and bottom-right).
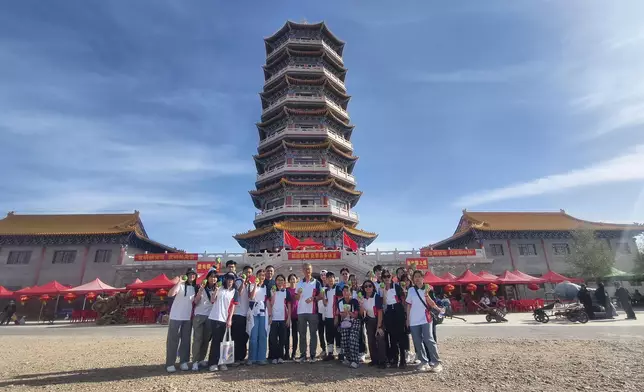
[
  {"x1": 406, "y1": 270, "x2": 444, "y2": 373},
  {"x1": 359, "y1": 279, "x2": 387, "y2": 368},
  {"x1": 207, "y1": 272, "x2": 238, "y2": 371},
  {"x1": 268, "y1": 274, "x2": 292, "y2": 364},
  {"x1": 165, "y1": 268, "x2": 198, "y2": 373},
  {"x1": 286, "y1": 273, "x2": 299, "y2": 360},
  {"x1": 322, "y1": 271, "x2": 343, "y2": 361},
  {"x1": 348, "y1": 273, "x2": 367, "y2": 362},
  {"x1": 248, "y1": 269, "x2": 272, "y2": 365},
  {"x1": 191, "y1": 268, "x2": 217, "y2": 370},
  {"x1": 337, "y1": 285, "x2": 361, "y2": 369}
]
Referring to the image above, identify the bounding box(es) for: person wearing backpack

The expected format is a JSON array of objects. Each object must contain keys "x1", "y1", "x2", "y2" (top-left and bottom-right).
[{"x1": 406, "y1": 270, "x2": 445, "y2": 373}]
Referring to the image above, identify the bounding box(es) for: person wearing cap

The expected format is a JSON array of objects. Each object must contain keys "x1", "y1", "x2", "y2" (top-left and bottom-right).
[
  {"x1": 165, "y1": 268, "x2": 198, "y2": 373},
  {"x1": 226, "y1": 260, "x2": 237, "y2": 276},
  {"x1": 191, "y1": 268, "x2": 217, "y2": 370}
]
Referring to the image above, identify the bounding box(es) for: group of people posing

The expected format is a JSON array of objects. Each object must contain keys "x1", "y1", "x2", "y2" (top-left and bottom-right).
[{"x1": 165, "y1": 261, "x2": 446, "y2": 374}]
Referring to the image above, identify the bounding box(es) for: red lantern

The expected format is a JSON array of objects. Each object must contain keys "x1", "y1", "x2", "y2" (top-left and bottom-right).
[
  {"x1": 486, "y1": 283, "x2": 499, "y2": 296},
  {"x1": 156, "y1": 288, "x2": 168, "y2": 300},
  {"x1": 64, "y1": 293, "x2": 77, "y2": 304},
  {"x1": 135, "y1": 289, "x2": 145, "y2": 301},
  {"x1": 444, "y1": 284, "x2": 455, "y2": 294},
  {"x1": 466, "y1": 283, "x2": 477, "y2": 294},
  {"x1": 86, "y1": 292, "x2": 97, "y2": 303},
  {"x1": 527, "y1": 283, "x2": 540, "y2": 291},
  {"x1": 39, "y1": 294, "x2": 51, "y2": 305},
  {"x1": 19, "y1": 295, "x2": 29, "y2": 305}
]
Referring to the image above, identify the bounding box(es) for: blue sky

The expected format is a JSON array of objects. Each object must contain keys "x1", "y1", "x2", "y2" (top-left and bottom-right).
[{"x1": 1, "y1": 1, "x2": 643, "y2": 252}]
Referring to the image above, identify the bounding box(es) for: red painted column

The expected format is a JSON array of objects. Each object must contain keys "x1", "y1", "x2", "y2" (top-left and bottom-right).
[
  {"x1": 286, "y1": 158, "x2": 293, "y2": 165},
  {"x1": 33, "y1": 246, "x2": 47, "y2": 286},
  {"x1": 506, "y1": 240, "x2": 516, "y2": 270},
  {"x1": 78, "y1": 246, "x2": 91, "y2": 285},
  {"x1": 541, "y1": 238, "x2": 552, "y2": 271}
]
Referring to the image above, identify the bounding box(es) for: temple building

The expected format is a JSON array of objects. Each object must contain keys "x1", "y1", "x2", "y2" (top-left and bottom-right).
[
  {"x1": 0, "y1": 211, "x2": 177, "y2": 289},
  {"x1": 233, "y1": 21, "x2": 377, "y2": 252},
  {"x1": 428, "y1": 209, "x2": 644, "y2": 276}
]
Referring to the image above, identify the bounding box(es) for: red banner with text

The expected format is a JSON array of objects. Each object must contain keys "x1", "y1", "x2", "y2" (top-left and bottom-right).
[
  {"x1": 134, "y1": 253, "x2": 199, "y2": 261},
  {"x1": 405, "y1": 258, "x2": 429, "y2": 270},
  {"x1": 197, "y1": 261, "x2": 221, "y2": 274},
  {"x1": 287, "y1": 251, "x2": 341, "y2": 260},
  {"x1": 420, "y1": 249, "x2": 477, "y2": 258}
]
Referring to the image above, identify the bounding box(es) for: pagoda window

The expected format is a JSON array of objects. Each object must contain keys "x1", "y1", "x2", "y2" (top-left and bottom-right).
[
  {"x1": 329, "y1": 199, "x2": 348, "y2": 210},
  {"x1": 518, "y1": 244, "x2": 537, "y2": 256},
  {"x1": 552, "y1": 243, "x2": 570, "y2": 256},
  {"x1": 293, "y1": 157, "x2": 320, "y2": 165},
  {"x1": 7, "y1": 250, "x2": 32, "y2": 265},
  {"x1": 265, "y1": 198, "x2": 284, "y2": 210},
  {"x1": 52, "y1": 250, "x2": 77, "y2": 264},
  {"x1": 94, "y1": 249, "x2": 113, "y2": 263},
  {"x1": 488, "y1": 244, "x2": 504, "y2": 256},
  {"x1": 616, "y1": 242, "x2": 632, "y2": 254}
]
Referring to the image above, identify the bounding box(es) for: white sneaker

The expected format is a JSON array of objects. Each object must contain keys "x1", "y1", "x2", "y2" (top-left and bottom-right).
[
  {"x1": 179, "y1": 363, "x2": 189, "y2": 371},
  {"x1": 191, "y1": 362, "x2": 199, "y2": 371},
  {"x1": 209, "y1": 365, "x2": 219, "y2": 371},
  {"x1": 359, "y1": 353, "x2": 367, "y2": 363},
  {"x1": 166, "y1": 365, "x2": 176, "y2": 373},
  {"x1": 278, "y1": 358, "x2": 285, "y2": 364},
  {"x1": 219, "y1": 364, "x2": 228, "y2": 371},
  {"x1": 271, "y1": 359, "x2": 278, "y2": 364},
  {"x1": 295, "y1": 356, "x2": 304, "y2": 364},
  {"x1": 414, "y1": 359, "x2": 422, "y2": 365},
  {"x1": 308, "y1": 358, "x2": 316, "y2": 363},
  {"x1": 199, "y1": 360, "x2": 208, "y2": 367},
  {"x1": 430, "y1": 363, "x2": 444, "y2": 373},
  {"x1": 350, "y1": 362, "x2": 359, "y2": 369},
  {"x1": 418, "y1": 364, "x2": 430, "y2": 372}
]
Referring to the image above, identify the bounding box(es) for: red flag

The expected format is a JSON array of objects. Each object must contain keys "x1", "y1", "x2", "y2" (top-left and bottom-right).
[
  {"x1": 283, "y1": 230, "x2": 300, "y2": 249},
  {"x1": 343, "y1": 232, "x2": 358, "y2": 251}
]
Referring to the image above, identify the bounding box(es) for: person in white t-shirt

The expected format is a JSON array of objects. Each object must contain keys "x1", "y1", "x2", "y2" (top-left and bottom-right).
[
  {"x1": 232, "y1": 265, "x2": 253, "y2": 365},
  {"x1": 191, "y1": 268, "x2": 218, "y2": 370},
  {"x1": 207, "y1": 273, "x2": 238, "y2": 371},
  {"x1": 316, "y1": 269, "x2": 328, "y2": 358},
  {"x1": 321, "y1": 271, "x2": 343, "y2": 361},
  {"x1": 248, "y1": 269, "x2": 272, "y2": 365},
  {"x1": 406, "y1": 270, "x2": 444, "y2": 373},
  {"x1": 295, "y1": 263, "x2": 323, "y2": 363},
  {"x1": 268, "y1": 274, "x2": 292, "y2": 364},
  {"x1": 165, "y1": 268, "x2": 198, "y2": 373}
]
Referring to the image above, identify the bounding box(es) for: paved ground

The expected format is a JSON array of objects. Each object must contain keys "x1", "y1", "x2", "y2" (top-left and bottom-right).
[{"x1": 0, "y1": 312, "x2": 642, "y2": 392}]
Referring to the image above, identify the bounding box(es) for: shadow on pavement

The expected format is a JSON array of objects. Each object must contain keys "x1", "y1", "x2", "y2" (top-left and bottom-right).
[{"x1": 1, "y1": 365, "x2": 165, "y2": 388}]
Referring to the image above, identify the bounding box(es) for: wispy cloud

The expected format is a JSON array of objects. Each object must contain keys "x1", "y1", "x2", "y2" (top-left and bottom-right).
[
  {"x1": 404, "y1": 63, "x2": 544, "y2": 84},
  {"x1": 454, "y1": 145, "x2": 644, "y2": 207}
]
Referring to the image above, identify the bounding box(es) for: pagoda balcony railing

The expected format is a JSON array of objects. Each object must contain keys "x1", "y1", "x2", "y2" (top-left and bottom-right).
[
  {"x1": 256, "y1": 162, "x2": 356, "y2": 185},
  {"x1": 265, "y1": 65, "x2": 345, "y2": 91},
  {"x1": 254, "y1": 204, "x2": 359, "y2": 222},
  {"x1": 259, "y1": 126, "x2": 353, "y2": 150},
  {"x1": 262, "y1": 94, "x2": 349, "y2": 119},
  {"x1": 267, "y1": 37, "x2": 343, "y2": 64}
]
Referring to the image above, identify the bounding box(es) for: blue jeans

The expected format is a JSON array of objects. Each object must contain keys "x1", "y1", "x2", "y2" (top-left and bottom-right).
[
  {"x1": 410, "y1": 323, "x2": 440, "y2": 365},
  {"x1": 248, "y1": 315, "x2": 267, "y2": 362}
]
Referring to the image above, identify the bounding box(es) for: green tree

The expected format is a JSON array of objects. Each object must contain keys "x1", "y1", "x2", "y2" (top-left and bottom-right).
[
  {"x1": 565, "y1": 229, "x2": 614, "y2": 279},
  {"x1": 634, "y1": 239, "x2": 644, "y2": 275}
]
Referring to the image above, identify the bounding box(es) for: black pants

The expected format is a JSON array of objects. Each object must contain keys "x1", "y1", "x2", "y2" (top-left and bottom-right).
[
  {"x1": 268, "y1": 320, "x2": 288, "y2": 360},
  {"x1": 207, "y1": 320, "x2": 227, "y2": 366},
  {"x1": 286, "y1": 317, "x2": 298, "y2": 358},
  {"x1": 317, "y1": 313, "x2": 326, "y2": 354},
  {"x1": 231, "y1": 315, "x2": 248, "y2": 361},
  {"x1": 365, "y1": 316, "x2": 386, "y2": 364},
  {"x1": 1, "y1": 311, "x2": 14, "y2": 325},
  {"x1": 324, "y1": 317, "x2": 341, "y2": 353},
  {"x1": 621, "y1": 301, "x2": 636, "y2": 319},
  {"x1": 383, "y1": 304, "x2": 406, "y2": 365}
]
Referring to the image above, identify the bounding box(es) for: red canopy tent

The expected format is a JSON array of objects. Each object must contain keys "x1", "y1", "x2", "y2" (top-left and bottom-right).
[
  {"x1": 0, "y1": 286, "x2": 14, "y2": 299},
  {"x1": 477, "y1": 271, "x2": 500, "y2": 283},
  {"x1": 541, "y1": 271, "x2": 583, "y2": 284},
  {"x1": 127, "y1": 274, "x2": 175, "y2": 290},
  {"x1": 423, "y1": 271, "x2": 449, "y2": 285},
  {"x1": 19, "y1": 281, "x2": 71, "y2": 296},
  {"x1": 497, "y1": 270, "x2": 532, "y2": 284},
  {"x1": 440, "y1": 272, "x2": 457, "y2": 282},
  {"x1": 512, "y1": 270, "x2": 546, "y2": 284},
  {"x1": 131, "y1": 278, "x2": 143, "y2": 285},
  {"x1": 297, "y1": 238, "x2": 324, "y2": 250},
  {"x1": 64, "y1": 278, "x2": 122, "y2": 294},
  {"x1": 456, "y1": 270, "x2": 495, "y2": 284},
  {"x1": 14, "y1": 286, "x2": 32, "y2": 296}
]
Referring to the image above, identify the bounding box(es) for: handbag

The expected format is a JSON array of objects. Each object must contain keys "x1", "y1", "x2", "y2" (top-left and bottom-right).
[
  {"x1": 413, "y1": 287, "x2": 433, "y2": 323},
  {"x1": 219, "y1": 327, "x2": 235, "y2": 365}
]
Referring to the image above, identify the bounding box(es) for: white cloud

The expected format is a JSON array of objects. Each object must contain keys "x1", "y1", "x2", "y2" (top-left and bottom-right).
[
  {"x1": 405, "y1": 63, "x2": 544, "y2": 84},
  {"x1": 454, "y1": 145, "x2": 644, "y2": 207}
]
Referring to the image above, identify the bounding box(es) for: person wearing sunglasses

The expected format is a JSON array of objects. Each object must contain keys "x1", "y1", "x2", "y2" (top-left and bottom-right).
[
  {"x1": 380, "y1": 269, "x2": 407, "y2": 368},
  {"x1": 359, "y1": 280, "x2": 387, "y2": 368}
]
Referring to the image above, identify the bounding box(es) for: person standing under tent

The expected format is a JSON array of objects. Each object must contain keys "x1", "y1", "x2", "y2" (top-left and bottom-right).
[{"x1": 165, "y1": 268, "x2": 198, "y2": 373}]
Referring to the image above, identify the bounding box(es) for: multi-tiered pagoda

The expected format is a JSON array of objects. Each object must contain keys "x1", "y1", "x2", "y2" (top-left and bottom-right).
[{"x1": 234, "y1": 21, "x2": 377, "y2": 253}]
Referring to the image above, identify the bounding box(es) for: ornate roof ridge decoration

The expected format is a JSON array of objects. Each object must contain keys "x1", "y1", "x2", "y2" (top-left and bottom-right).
[
  {"x1": 260, "y1": 75, "x2": 351, "y2": 100},
  {"x1": 249, "y1": 177, "x2": 362, "y2": 196},
  {"x1": 254, "y1": 139, "x2": 358, "y2": 161},
  {"x1": 264, "y1": 20, "x2": 346, "y2": 47},
  {"x1": 256, "y1": 107, "x2": 353, "y2": 130},
  {"x1": 233, "y1": 219, "x2": 376, "y2": 240}
]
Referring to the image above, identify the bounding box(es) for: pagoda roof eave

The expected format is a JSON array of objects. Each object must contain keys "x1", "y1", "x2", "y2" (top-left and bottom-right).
[
  {"x1": 256, "y1": 107, "x2": 354, "y2": 131},
  {"x1": 234, "y1": 219, "x2": 374, "y2": 241},
  {"x1": 264, "y1": 20, "x2": 345, "y2": 47},
  {"x1": 249, "y1": 178, "x2": 362, "y2": 198}
]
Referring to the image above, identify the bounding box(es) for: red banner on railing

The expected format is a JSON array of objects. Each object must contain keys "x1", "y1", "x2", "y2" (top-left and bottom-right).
[
  {"x1": 405, "y1": 258, "x2": 429, "y2": 270},
  {"x1": 134, "y1": 253, "x2": 199, "y2": 261},
  {"x1": 197, "y1": 261, "x2": 221, "y2": 274},
  {"x1": 287, "y1": 251, "x2": 341, "y2": 260},
  {"x1": 420, "y1": 249, "x2": 477, "y2": 258}
]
